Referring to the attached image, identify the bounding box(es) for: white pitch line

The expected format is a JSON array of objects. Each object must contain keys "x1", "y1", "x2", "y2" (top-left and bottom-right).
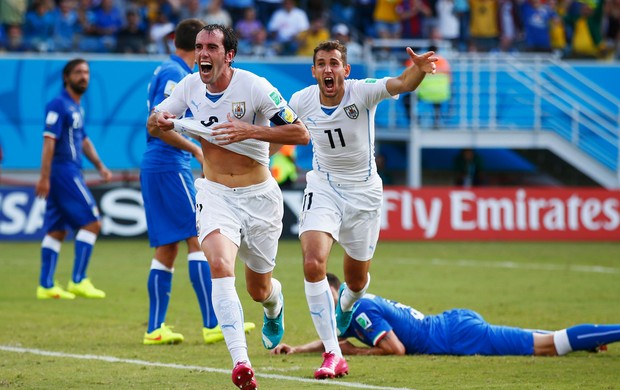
[
  {"x1": 0, "y1": 345, "x2": 413, "y2": 390},
  {"x1": 392, "y1": 258, "x2": 619, "y2": 274}
]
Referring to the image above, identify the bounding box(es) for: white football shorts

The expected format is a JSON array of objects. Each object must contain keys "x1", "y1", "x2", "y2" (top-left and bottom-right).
[
  {"x1": 195, "y1": 176, "x2": 284, "y2": 274},
  {"x1": 299, "y1": 170, "x2": 383, "y2": 261}
]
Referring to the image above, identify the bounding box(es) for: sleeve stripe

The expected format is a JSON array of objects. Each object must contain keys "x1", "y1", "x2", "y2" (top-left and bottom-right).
[
  {"x1": 43, "y1": 131, "x2": 57, "y2": 139},
  {"x1": 373, "y1": 331, "x2": 388, "y2": 346}
]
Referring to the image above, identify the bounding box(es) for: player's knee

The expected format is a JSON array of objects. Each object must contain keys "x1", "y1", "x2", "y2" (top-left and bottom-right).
[{"x1": 303, "y1": 256, "x2": 327, "y2": 280}]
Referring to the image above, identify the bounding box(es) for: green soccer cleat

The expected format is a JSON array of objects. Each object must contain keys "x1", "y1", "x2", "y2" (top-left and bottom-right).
[
  {"x1": 67, "y1": 278, "x2": 106, "y2": 299},
  {"x1": 143, "y1": 323, "x2": 184, "y2": 345},
  {"x1": 36, "y1": 284, "x2": 76, "y2": 300},
  {"x1": 203, "y1": 322, "x2": 256, "y2": 344}
]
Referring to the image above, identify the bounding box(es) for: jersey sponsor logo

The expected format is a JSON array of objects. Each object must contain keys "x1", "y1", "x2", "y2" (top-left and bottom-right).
[
  {"x1": 45, "y1": 111, "x2": 59, "y2": 126},
  {"x1": 364, "y1": 79, "x2": 378, "y2": 84},
  {"x1": 163, "y1": 80, "x2": 177, "y2": 98},
  {"x1": 269, "y1": 91, "x2": 282, "y2": 106},
  {"x1": 278, "y1": 106, "x2": 296, "y2": 124},
  {"x1": 232, "y1": 102, "x2": 246, "y2": 119},
  {"x1": 355, "y1": 312, "x2": 372, "y2": 329},
  {"x1": 344, "y1": 104, "x2": 359, "y2": 119}
]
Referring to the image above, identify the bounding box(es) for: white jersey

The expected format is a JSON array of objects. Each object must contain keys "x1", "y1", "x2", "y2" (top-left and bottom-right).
[
  {"x1": 289, "y1": 78, "x2": 395, "y2": 182},
  {"x1": 155, "y1": 68, "x2": 290, "y2": 166}
]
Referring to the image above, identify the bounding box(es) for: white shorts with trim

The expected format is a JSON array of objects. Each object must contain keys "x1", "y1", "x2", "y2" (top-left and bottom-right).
[
  {"x1": 195, "y1": 176, "x2": 283, "y2": 274},
  {"x1": 298, "y1": 171, "x2": 383, "y2": 261}
]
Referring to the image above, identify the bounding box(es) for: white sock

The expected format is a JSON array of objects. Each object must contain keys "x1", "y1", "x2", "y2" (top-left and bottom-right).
[
  {"x1": 211, "y1": 277, "x2": 249, "y2": 365},
  {"x1": 553, "y1": 330, "x2": 573, "y2": 356},
  {"x1": 341, "y1": 273, "x2": 370, "y2": 312},
  {"x1": 187, "y1": 251, "x2": 207, "y2": 262},
  {"x1": 150, "y1": 259, "x2": 173, "y2": 273},
  {"x1": 263, "y1": 278, "x2": 283, "y2": 319},
  {"x1": 305, "y1": 278, "x2": 341, "y2": 357}
]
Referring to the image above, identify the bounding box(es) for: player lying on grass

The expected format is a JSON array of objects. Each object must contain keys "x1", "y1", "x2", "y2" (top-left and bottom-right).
[{"x1": 272, "y1": 273, "x2": 620, "y2": 357}]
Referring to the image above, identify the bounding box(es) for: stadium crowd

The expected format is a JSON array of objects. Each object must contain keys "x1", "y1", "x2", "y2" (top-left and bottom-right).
[{"x1": 0, "y1": 0, "x2": 618, "y2": 59}]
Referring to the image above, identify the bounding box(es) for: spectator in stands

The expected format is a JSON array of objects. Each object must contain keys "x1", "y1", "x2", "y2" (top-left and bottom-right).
[
  {"x1": 52, "y1": 0, "x2": 80, "y2": 52},
  {"x1": 149, "y1": 10, "x2": 176, "y2": 54},
  {"x1": 520, "y1": 0, "x2": 559, "y2": 53},
  {"x1": 468, "y1": 0, "x2": 499, "y2": 52},
  {"x1": 454, "y1": 148, "x2": 484, "y2": 187},
  {"x1": 330, "y1": 0, "x2": 356, "y2": 27},
  {"x1": 23, "y1": 0, "x2": 56, "y2": 52},
  {"x1": 452, "y1": 0, "x2": 469, "y2": 51},
  {"x1": 224, "y1": 0, "x2": 255, "y2": 28},
  {"x1": 296, "y1": 16, "x2": 329, "y2": 57},
  {"x1": 4, "y1": 24, "x2": 28, "y2": 52},
  {"x1": 549, "y1": 0, "x2": 569, "y2": 55},
  {"x1": 374, "y1": 0, "x2": 403, "y2": 40},
  {"x1": 78, "y1": 0, "x2": 123, "y2": 53},
  {"x1": 398, "y1": 0, "x2": 432, "y2": 39},
  {"x1": 267, "y1": 0, "x2": 309, "y2": 55},
  {"x1": 603, "y1": 0, "x2": 620, "y2": 59},
  {"x1": 202, "y1": 0, "x2": 232, "y2": 27},
  {"x1": 565, "y1": 0, "x2": 606, "y2": 58},
  {"x1": 235, "y1": 7, "x2": 269, "y2": 56},
  {"x1": 434, "y1": 0, "x2": 460, "y2": 47},
  {"x1": 178, "y1": 0, "x2": 205, "y2": 20},
  {"x1": 255, "y1": 0, "x2": 282, "y2": 27},
  {"x1": 331, "y1": 23, "x2": 363, "y2": 62},
  {"x1": 116, "y1": 8, "x2": 149, "y2": 53},
  {"x1": 498, "y1": 0, "x2": 521, "y2": 53},
  {"x1": 353, "y1": 0, "x2": 377, "y2": 39},
  {"x1": 414, "y1": 44, "x2": 451, "y2": 128}
]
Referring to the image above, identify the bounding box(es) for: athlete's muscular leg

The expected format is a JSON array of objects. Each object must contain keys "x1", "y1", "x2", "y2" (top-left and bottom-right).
[
  {"x1": 201, "y1": 230, "x2": 238, "y2": 278},
  {"x1": 301, "y1": 230, "x2": 334, "y2": 283},
  {"x1": 81, "y1": 220, "x2": 101, "y2": 235},
  {"x1": 343, "y1": 253, "x2": 371, "y2": 293}
]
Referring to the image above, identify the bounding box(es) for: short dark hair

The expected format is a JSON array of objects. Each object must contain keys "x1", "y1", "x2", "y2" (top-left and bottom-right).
[
  {"x1": 313, "y1": 40, "x2": 348, "y2": 66},
  {"x1": 326, "y1": 273, "x2": 341, "y2": 290},
  {"x1": 62, "y1": 58, "x2": 87, "y2": 87},
  {"x1": 201, "y1": 24, "x2": 238, "y2": 61},
  {"x1": 175, "y1": 18, "x2": 205, "y2": 51}
]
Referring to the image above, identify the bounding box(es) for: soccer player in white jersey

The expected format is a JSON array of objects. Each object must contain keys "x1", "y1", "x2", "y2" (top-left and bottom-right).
[
  {"x1": 146, "y1": 24, "x2": 309, "y2": 390},
  {"x1": 288, "y1": 40, "x2": 437, "y2": 379}
]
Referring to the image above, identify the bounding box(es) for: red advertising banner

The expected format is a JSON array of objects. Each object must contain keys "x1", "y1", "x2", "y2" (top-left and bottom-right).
[{"x1": 381, "y1": 187, "x2": 620, "y2": 241}]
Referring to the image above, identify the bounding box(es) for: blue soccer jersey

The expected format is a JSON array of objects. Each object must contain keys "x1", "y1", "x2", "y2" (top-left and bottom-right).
[
  {"x1": 142, "y1": 54, "x2": 194, "y2": 173},
  {"x1": 42, "y1": 89, "x2": 100, "y2": 231},
  {"x1": 342, "y1": 294, "x2": 534, "y2": 356}
]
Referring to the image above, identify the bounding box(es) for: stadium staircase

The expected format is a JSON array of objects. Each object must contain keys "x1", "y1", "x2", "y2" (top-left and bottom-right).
[{"x1": 365, "y1": 40, "x2": 620, "y2": 188}]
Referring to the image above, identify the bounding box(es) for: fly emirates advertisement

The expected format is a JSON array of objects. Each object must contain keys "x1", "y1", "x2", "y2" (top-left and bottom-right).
[{"x1": 1, "y1": 186, "x2": 618, "y2": 241}]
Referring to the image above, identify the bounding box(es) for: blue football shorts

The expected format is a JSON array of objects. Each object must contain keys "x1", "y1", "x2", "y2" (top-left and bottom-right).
[{"x1": 141, "y1": 169, "x2": 198, "y2": 247}]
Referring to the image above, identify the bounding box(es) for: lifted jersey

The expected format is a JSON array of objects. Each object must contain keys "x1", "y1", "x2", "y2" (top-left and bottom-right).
[
  {"x1": 156, "y1": 68, "x2": 290, "y2": 167},
  {"x1": 289, "y1": 78, "x2": 395, "y2": 182}
]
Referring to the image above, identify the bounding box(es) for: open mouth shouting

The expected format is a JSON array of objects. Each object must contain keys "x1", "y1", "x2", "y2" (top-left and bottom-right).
[{"x1": 200, "y1": 61, "x2": 213, "y2": 76}]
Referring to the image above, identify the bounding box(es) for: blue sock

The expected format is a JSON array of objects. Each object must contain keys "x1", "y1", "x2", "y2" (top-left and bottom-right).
[
  {"x1": 40, "y1": 236, "x2": 61, "y2": 288},
  {"x1": 73, "y1": 230, "x2": 97, "y2": 283},
  {"x1": 566, "y1": 324, "x2": 620, "y2": 351},
  {"x1": 147, "y1": 268, "x2": 173, "y2": 333},
  {"x1": 189, "y1": 258, "x2": 217, "y2": 329}
]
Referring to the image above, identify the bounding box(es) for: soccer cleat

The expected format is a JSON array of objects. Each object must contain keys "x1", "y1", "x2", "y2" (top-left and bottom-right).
[
  {"x1": 203, "y1": 322, "x2": 256, "y2": 344},
  {"x1": 335, "y1": 283, "x2": 356, "y2": 336},
  {"x1": 314, "y1": 351, "x2": 349, "y2": 379},
  {"x1": 231, "y1": 361, "x2": 257, "y2": 390},
  {"x1": 67, "y1": 278, "x2": 106, "y2": 298},
  {"x1": 143, "y1": 323, "x2": 184, "y2": 345},
  {"x1": 36, "y1": 284, "x2": 76, "y2": 300},
  {"x1": 262, "y1": 294, "x2": 284, "y2": 350}
]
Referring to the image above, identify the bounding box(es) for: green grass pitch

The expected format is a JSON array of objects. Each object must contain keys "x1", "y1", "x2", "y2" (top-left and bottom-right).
[{"x1": 1, "y1": 240, "x2": 619, "y2": 389}]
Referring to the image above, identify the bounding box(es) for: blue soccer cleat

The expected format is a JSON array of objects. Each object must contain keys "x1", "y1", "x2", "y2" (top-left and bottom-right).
[{"x1": 262, "y1": 294, "x2": 284, "y2": 349}]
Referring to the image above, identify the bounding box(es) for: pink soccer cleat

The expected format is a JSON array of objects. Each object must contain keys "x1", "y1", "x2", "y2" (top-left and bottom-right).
[
  {"x1": 314, "y1": 352, "x2": 349, "y2": 380},
  {"x1": 232, "y1": 361, "x2": 258, "y2": 390}
]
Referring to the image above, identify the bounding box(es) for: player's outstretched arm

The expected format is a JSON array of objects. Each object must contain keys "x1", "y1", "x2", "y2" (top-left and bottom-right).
[
  {"x1": 386, "y1": 48, "x2": 438, "y2": 96},
  {"x1": 270, "y1": 339, "x2": 325, "y2": 355},
  {"x1": 339, "y1": 331, "x2": 406, "y2": 356}
]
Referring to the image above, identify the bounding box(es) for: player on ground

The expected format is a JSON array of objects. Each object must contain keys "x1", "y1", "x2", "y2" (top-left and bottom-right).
[
  {"x1": 141, "y1": 18, "x2": 255, "y2": 346},
  {"x1": 147, "y1": 24, "x2": 309, "y2": 390},
  {"x1": 288, "y1": 40, "x2": 437, "y2": 379},
  {"x1": 35, "y1": 58, "x2": 111, "y2": 300},
  {"x1": 273, "y1": 273, "x2": 620, "y2": 357}
]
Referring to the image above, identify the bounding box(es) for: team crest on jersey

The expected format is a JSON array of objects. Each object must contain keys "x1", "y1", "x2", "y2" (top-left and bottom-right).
[
  {"x1": 232, "y1": 102, "x2": 246, "y2": 119},
  {"x1": 355, "y1": 313, "x2": 372, "y2": 329},
  {"x1": 344, "y1": 104, "x2": 359, "y2": 119}
]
